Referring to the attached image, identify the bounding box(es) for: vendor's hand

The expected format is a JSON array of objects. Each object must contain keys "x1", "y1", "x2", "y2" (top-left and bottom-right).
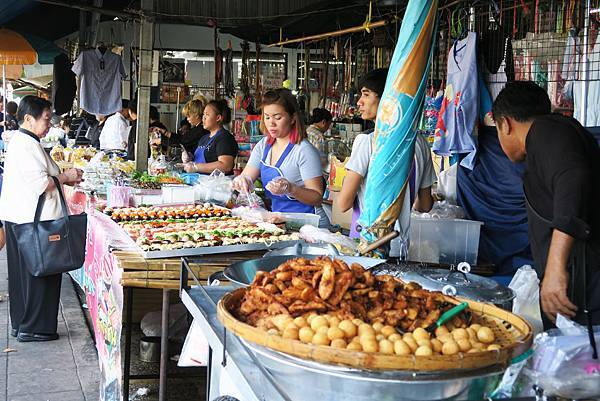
[
  {"x1": 0, "y1": 226, "x2": 5, "y2": 251},
  {"x1": 232, "y1": 175, "x2": 254, "y2": 194},
  {"x1": 540, "y1": 268, "x2": 578, "y2": 322},
  {"x1": 183, "y1": 162, "x2": 198, "y2": 173},
  {"x1": 266, "y1": 177, "x2": 294, "y2": 196},
  {"x1": 181, "y1": 151, "x2": 193, "y2": 164}
]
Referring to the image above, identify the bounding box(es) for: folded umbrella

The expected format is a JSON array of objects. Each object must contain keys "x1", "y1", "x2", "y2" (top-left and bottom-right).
[{"x1": 358, "y1": 0, "x2": 439, "y2": 246}]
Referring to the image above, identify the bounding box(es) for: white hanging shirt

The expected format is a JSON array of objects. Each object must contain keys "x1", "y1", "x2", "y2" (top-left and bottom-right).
[
  {"x1": 0, "y1": 130, "x2": 64, "y2": 224},
  {"x1": 99, "y1": 112, "x2": 130, "y2": 150},
  {"x1": 72, "y1": 48, "x2": 126, "y2": 115}
]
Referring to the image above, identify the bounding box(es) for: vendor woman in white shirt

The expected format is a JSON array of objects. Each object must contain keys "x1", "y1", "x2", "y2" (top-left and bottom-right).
[
  {"x1": 232, "y1": 89, "x2": 328, "y2": 227},
  {"x1": 181, "y1": 99, "x2": 238, "y2": 175}
]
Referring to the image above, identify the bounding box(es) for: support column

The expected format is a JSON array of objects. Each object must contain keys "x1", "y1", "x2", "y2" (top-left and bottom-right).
[
  {"x1": 135, "y1": 0, "x2": 154, "y2": 172},
  {"x1": 88, "y1": 0, "x2": 103, "y2": 47}
]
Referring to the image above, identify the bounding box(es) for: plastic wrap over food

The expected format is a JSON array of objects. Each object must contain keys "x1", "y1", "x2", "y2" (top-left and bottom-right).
[
  {"x1": 299, "y1": 225, "x2": 358, "y2": 254},
  {"x1": 231, "y1": 206, "x2": 273, "y2": 223},
  {"x1": 523, "y1": 317, "x2": 600, "y2": 399}
]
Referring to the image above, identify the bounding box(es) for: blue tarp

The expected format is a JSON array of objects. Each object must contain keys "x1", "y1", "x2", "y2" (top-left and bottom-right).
[{"x1": 457, "y1": 126, "x2": 533, "y2": 275}]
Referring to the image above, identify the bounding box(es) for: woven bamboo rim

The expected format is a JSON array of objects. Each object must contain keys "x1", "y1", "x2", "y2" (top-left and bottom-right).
[{"x1": 217, "y1": 288, "x2": 533, "y2": 372}]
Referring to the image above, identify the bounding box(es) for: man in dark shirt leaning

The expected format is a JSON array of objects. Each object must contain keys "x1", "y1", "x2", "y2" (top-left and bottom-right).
[{"x1": 492, "y1": 81, "x2": 600, "y2": 327}]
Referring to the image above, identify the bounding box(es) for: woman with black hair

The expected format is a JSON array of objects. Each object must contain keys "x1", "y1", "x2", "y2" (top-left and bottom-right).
[
  {"x1": 182, "y1": 99, "x2": 238, "y2": 175},
  {"x1": 0, "y1": 96, "x2": 82, "y2": 342},
  {"x1": 3, "y1": 101, "x2": 19, "y2": 131}
]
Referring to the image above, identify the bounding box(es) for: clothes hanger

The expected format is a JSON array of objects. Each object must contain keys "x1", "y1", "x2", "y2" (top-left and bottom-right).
[{"x1": 97, "y1": 41, "x2": 107, "y2": 55}]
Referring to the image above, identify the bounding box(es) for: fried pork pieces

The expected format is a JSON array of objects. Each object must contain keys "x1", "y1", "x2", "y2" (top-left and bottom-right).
[{"x1": 235, "y1": 257, "x2": 468, "y2": 333}]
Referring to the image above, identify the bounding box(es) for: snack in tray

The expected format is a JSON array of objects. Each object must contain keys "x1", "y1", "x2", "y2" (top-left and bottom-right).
[
  {"x1": 233, "y1": 257, "x2": 502, "y2": 356},
  {"x1": 104, "y1": 203, "x2": 231, "y2": 222},
  {"x1": 127, "y1": 217, "x2": 299, "y2": 250},
  {"x1": 157, "y1": 176, "x2": 184, "y2": 184},
  {"x1": 50, "y1": 144, "x2": 65, "y2": 161}
]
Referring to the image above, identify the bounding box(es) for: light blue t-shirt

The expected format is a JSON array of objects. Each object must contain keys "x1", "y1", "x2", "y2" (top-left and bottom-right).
[
  {"x1": 248, "y1": 137, "x2": 329, "y2": 227},
  {"x1": 248, "y1": 138, "x2": 323, "y2": 184}
]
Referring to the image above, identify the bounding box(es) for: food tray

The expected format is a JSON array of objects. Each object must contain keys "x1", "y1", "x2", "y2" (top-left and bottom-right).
[
  {"x1": 138, "y1": 240, "x2": 301, "y2": 259},
  {"x1": 218, "y1": 288, "x2": 533, "y2": 372}
]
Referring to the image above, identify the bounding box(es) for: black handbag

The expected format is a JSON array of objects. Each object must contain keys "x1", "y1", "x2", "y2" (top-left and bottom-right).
[{"x1": 12, "y1": 176, "x2": 87, "y2": 277}]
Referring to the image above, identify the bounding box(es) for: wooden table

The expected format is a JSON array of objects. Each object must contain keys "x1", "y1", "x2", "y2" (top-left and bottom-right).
[{"x1": 112, "y1": 250, "x2": 265, "y2": 401}]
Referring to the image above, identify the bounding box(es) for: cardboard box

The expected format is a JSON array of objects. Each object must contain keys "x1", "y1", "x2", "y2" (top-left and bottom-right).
[{"x1": 329, "y1": 191, "x2": 352, "y2": 230}]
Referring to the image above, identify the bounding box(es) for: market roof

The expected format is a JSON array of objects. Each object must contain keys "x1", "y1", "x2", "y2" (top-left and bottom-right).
[{"x1": 0, "y1": 0, "x2": 416, "y2": 44}]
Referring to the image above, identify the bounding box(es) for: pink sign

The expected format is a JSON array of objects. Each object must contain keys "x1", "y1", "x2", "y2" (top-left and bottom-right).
[{"x1": 84, "y1": 213, "x2": 129, "y2": 401}]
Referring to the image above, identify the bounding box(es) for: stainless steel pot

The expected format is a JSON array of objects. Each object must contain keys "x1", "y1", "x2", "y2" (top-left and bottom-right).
[{"x1": 242, "y1": 339, "x2": 504, "y2": 401}]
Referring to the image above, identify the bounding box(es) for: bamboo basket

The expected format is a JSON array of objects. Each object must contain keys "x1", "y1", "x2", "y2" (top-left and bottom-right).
[{"x1": 217, "y1": 288, "x2": 533, "y2": 372}]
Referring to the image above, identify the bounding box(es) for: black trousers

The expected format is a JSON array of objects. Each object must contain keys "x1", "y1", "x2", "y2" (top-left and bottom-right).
[{"x1": 5, "y1": 222, "x2": 62, "y2": 334}]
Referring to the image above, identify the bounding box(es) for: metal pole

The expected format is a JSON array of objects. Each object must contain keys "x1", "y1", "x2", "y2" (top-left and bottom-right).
[
  {"x1": 122, "y1": 287, "x2": 134, "y2": 399},
  {"x1": 175, "y1": 87, "x2": 181, "y2": 130},
  {"x1": 159, "y1": 289, "x2": 170, "y2": 401},
  {"x1": 581, "y1": 0, "x2": 591, "y2": 125},
  {"x1": 135, "y1": 0, "x2": 154, "y2": 172},
  {"x1": 214, "y1": 26, "x2": 218, "y2": 99},
  {"x1": 88, "y1": 0, "x2": 104, "y2": 47},
  {"x1": 2, "y1": 65, "x2": 6, "y2": 123}
]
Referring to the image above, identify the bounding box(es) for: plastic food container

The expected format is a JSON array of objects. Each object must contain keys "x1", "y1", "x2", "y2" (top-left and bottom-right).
[
  {"x1": 273, "y1": 212, "x2": 320, "y2": 230},
  {"x1": 391, "y1": 217, "x2": 483, "y2": 265},
  {"x1": 161, "y1": 185, "x2": 195, "y2": 204}
]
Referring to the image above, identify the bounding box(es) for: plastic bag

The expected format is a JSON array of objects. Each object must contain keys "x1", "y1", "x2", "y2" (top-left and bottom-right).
[
  {"x1": 107, "y1": 185, "x2": 131, "y2": 208},
  {"x1": 299, "y1": 225, "x2": 358, "y2": 254},
  {"x1": 523, "y1": 318, "x2": 600, "y2": 399},
  {"x1": 413, "y1": 200, "x2": 465, "y2": 219},
  {"x1": 232, "y1": 191, "x2": 264, "y2": 209},
  {"x1": 178, "y1": 319, "x2": 209, "y2": 367},
  {"x1": 140, "y1": 303, "x2": 190, "y2": 340},
  {"x1": 193, "y1": 170, "x2": 233, "y2": 205},
  {"x1": 436, "y1": 163, "x2": 457, "y2": 204},
  {"x1": 508, "y1": 265, "x2": 544, "y2": 336}
]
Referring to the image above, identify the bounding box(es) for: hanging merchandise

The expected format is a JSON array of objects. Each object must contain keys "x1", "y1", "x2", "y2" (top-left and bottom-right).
[
  {"x1": 240, "y1": 41, "x2": 250, "y2": 96},
  {"x1": 255, "y1": 43, "x2": 261, "y2": 104},
  {"x1": 358, "y1": 0, "x2": 438, "y2": 246},
  {"x1": 215, "y1": 46, "x2": 223, "y2": 86},
  {"x1": 72, "y1": 46, "x2": 126, "y2": 115},
  {"x1": 457, "y1": 125, "x2": 533, "y2": 275},
  {"x1": 433, "y1": 31, "x2": 479, "y2": 170},
  {"x1": 480, "y1": 19, "x2": 514, "y2": 101},
  {"x1": 574, "y1": 31, "x2": 600, "y2": 127},
  {"x1": 52, "y1": 53, "x2": 76, "y2": 115},
  {"x1": 224, "y1": 41, "x2": 234, "y2": 98}
]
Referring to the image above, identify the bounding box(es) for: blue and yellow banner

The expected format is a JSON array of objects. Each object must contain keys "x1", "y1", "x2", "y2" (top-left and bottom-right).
[{"x1": 358, "y1": 0, "x2": 438, "y2": 245}]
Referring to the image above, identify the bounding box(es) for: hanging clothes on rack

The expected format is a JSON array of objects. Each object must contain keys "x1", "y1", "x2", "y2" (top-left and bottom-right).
[
  {"x1": 72, "y1": 47, "x2": 126, "y2": 115},
  {"x1": 480, "y1": 24, "x2": 514, "y2": 101},
  {"x1": 223, "y1": 43, "x2": 234, "y2": 98},
  {"x1": 573, "y1": 32, "x2": 600, "y2": 126},
  {"x1": 434, "y1": 31, "x2": 479, "y2": 170}
]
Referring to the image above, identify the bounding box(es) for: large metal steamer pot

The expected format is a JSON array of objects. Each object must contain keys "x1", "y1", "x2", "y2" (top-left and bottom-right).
[
  {"x1": 218, "y1": 244, "x2": 509, "y2": 400},
  {"x1": 242, "y1": 340, "x2": 504, "y2": 401},
  {"x1": 379, "y1": 262, "x2": 516, "y2": 311}
]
